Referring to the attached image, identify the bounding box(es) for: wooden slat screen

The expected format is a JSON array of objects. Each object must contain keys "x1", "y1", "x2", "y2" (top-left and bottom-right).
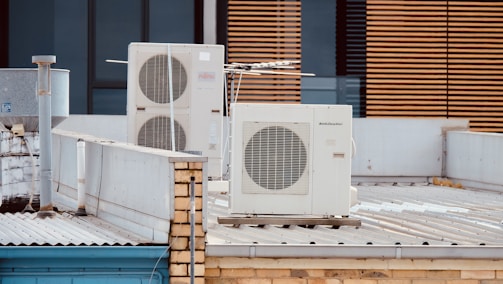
[
  {"x1": 227, "y1": 0, "x2": 302, "y2": 104},
  {"x1": 366, "y1": 1, "x2": 449, "y2": 117},
  {"x1": 448, "y1": 1, "x2": 503, "y2": 132},
  {"x1": 366, "y1": 0, "x2": 503, "y2": 132}
]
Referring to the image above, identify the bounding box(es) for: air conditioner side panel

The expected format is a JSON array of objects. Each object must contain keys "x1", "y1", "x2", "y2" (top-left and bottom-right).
[
  {"x1": 311, "y1": 105, "x2": 353, "y2": 216},
  {"x1": 187, "y1": 45, "x2": 224, "y2": 178}
]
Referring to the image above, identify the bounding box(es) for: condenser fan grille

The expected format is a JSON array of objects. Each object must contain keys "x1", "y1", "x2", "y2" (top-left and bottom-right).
[
  {"x1": 138, "y1": 54, "x2": 188, "y2": 104},
  {"x1": 137, "y1": 116, "x2": 186, "y2": 151},
  {"x1": 243, "y1": 123, "x2": 309, "y2": 193}
]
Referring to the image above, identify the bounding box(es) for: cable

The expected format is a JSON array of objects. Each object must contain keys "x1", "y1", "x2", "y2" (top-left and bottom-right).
[
  {"x1": 234, "y1": 71, "x2": 243, "y2": 102},
  {"x1": 148, "y1": 182, "x2": 195, "y2": 284},
  {"x1": 22, "y1": 136, "x2": 37, "y2": 213}
]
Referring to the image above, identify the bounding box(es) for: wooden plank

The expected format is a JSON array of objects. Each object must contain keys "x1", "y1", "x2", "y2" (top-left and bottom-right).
[
  {"x1": 367, "y1": 21, "x2": 448, "y2": 27},
  {"x1": 229, "y1": 27, "x2": 301, "y2": 32},
  {"x1": 367, "y1": 84, "x2": 446, "y2": 89},
  {"x1": 367, "y1": 26, "x2": 447, "y2": 32},
  {"x1": 229, "y1": 38, "x2": 300, "y2": 43},
  {"x1": 366, "y1": 105, "x2": 447, "y2": 110},
  {"x1": 217, "y1": 216, "x2": 361, "y2": 227},
  {"x1": 367, "y1": 74, "x2": 447, "y2": 79},
  {"x1": 367, "y1": 31, "x2": 447, "y2": 37},
  {"x1": 228, "y1": 21, "x2": 300, "y2": 27},
  {"x1": 367, "y1": 1, "x2": 446, "y2": 5},
  {"x1": 366, "y1": 110, "x2": 448, "y2": 116},
  {"x1": 367, "y1": 79, "x2": 447, "y2": 84},
  {"x1": 367, "y1": 89, "x2": 447, "y2": 95},
  {"x1": 368, "y1": 36, "x2": 447, "y2": 42},
  {"x1": 228, "y1": 16, "x2": 301, "y2": 21},
  {"x1": 228, "y1": 11, "x2": 300, "y2": 16},
  {"x1": 367, "y1": 47, "x2": 447, "y2": 53},
  {"x1": 368, "y1": 95, "x2": 448, "y2": 100},
  {"x1": 229, "y1": 6, "x2": 301, "y2": 11},
  {"x1": 228, "y1": 0, "x2": 300, "y2": 5},
  {"x1": 367, "y1": 16, "x2": 447, "y2": 21},
  {"x1": 367, "y1": 5, "x2": 446, "y2": 11},
  {"x1": 229, "y1": 32, "x2": 300, "y2": 37}
]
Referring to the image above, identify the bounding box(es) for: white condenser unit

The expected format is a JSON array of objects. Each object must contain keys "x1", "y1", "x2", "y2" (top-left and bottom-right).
[
  {"x1": 230, "y1": 103, "x2": 353, "y2": 216},
  {"x1": 127, "y1": 42, "x2": 224, "y2": 178}
]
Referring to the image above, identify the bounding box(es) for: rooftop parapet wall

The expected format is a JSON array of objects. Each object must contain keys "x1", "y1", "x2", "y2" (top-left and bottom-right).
[
  {"x1": 52, "y1": 128, "x2": 207, "y2": 243},
  {"x1": 351, "y1": 118, "x2": 469, "y2": 180},
  {"x1": 447, "y1": 131, "x2": 503, "y2": 192}
]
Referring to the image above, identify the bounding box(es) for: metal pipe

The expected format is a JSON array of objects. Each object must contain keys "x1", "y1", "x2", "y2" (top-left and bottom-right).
[
  {"x1": 32, "y1": 55, "x2": 56, "y2": 218},
  {"x1": 76, "y1": 139, "x2": 87, "y2": 216},
  {"x1": 190, "y1": 176, "x2": 195, "y2": 284},
  {"x1": 205, "y1": 244, "x2": 503, "y2": 259},
  {"x1": 167, "y1": 44, "x2": 176, "y2": 151}
]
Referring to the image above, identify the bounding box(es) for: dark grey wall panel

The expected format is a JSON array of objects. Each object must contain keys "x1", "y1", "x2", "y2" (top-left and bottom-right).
[
  {"x1": 300, "y1": 0, "x2": 335, "y2": 77},
  {"x1": 54, "y1": 0, "x2": 88, "y2": 114},
  {"x1": 9, "y1": 0, "x2": 55, "y2": 67},
  {"x1": 149, "y1": 0, "x2": 194, "y2": 43}
]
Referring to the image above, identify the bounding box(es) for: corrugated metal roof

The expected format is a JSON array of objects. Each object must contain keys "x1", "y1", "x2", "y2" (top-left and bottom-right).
[
  {"x1": 0, "y1": 212, "x2": 151, "y2": 246},
  {"x1": 206, "y1": 184, "x2": 503, "y2": 258}
]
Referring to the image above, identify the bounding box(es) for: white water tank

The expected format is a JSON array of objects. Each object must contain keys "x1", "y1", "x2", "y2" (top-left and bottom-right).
[{"x1": 0, "y1": 68, "x2": 69, "y2": 131}]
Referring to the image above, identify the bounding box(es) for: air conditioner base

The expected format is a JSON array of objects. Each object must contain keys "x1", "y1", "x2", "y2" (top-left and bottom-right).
[{"x1": 217, "y1": 215, "x2": 361, "y2": 228}]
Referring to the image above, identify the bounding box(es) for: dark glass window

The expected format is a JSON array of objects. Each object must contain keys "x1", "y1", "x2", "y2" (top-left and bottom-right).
[{"x1": 95, "y1": 0, "x2": 142, "y2": 83}]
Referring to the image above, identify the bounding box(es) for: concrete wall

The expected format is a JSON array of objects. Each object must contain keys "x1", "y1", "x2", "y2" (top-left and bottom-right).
[
  {"x1": 351, "y1": 118, "x2": 468, "y2": 180},
  {"x1": 57, "y1": 115, "x2": 474, "y2": 183},
  {"x1": 447, "y1": 131, "x2": 503, "y2": 192},
  {"x1": 52, "y1": 128, "x2": 207, "y2": 243},
  {"x1": 55, "y1": 115, "x2": 127, "y2": 142}
]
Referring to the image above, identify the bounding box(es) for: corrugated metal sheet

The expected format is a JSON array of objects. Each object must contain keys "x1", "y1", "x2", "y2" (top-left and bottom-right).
[
  {"x1": 207, "y1": 184, "x2": 503, "y2": 248},
  {"x1": 0, "y1": 212, "x2": 150, "y2": 246}
]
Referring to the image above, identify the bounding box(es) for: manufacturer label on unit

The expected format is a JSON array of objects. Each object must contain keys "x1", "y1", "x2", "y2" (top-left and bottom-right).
[{"x1": 198, "y1": 72, "x2": 216, "y2": 82}]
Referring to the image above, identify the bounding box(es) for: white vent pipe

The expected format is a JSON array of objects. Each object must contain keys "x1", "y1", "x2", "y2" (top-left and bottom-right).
[
  {"x1": 76, "y1": 139, "x2": 87, "y2": 216},
  {"x1": 32, "y1": 55, "x2": 56, "y2": 218}
]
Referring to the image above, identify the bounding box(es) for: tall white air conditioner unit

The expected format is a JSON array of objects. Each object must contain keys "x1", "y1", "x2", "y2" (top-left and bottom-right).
[
  {"x1": 127, "y1": 42, "x2": 224, "y2": 178},
  {"x1": 230, "y1": 103, "x2": 353, "y2": 216}
]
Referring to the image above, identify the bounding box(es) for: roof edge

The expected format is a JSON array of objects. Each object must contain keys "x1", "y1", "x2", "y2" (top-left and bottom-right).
[
  {"x1": 206, "y1": 244, "x2": 503, "y2": 259},
  {"x1": 0, "y1": 246, "x2": 169, "y2": 258}
]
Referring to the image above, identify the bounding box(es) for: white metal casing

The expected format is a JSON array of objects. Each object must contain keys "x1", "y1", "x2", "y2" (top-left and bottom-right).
[
  {"x1": 230, "y1": 103, "x2": 353, "y2": 215},
  {"x1": 127, "y1": 42, "x2": 224, "y2": 178}
]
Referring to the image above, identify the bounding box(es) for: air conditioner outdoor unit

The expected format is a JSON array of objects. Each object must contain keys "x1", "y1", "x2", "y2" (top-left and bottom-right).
[
  {"x1": 127, "y1": 42, "x2": 224, "y2": 178},
  {"x1": 230, "y1": 103, "x2": 353, "y2": 216}
]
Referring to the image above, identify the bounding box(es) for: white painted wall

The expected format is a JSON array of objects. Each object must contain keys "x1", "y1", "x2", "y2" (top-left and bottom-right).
[
  {"x1": 52, "y1": 128, "x2": 207, "y2": 243},
  {"x1": 55, "y1": 115, "x2": 127, "y2": 142},
  {"x1": 58, "y1": 115, "x2": 475, "y2": 181},
  {"x1": 351, "y1": 118, "x2": 468, "y2": 178},
  {"x1": 446, "y1": 131, "x2": 503, "y2": 192}
]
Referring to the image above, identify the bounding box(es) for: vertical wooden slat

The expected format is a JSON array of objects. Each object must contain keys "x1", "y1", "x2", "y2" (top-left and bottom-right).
[{"x1": 227, "y1": 0, "x2": 302, "y2": 104}]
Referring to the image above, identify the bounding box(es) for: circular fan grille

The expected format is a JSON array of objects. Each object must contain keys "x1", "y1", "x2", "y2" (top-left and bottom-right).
[
  {"x1": 244, "y1": 126, "x2": 307, "y2": 190},
  {"x1": 138, "y1": 54, "x2": 187, "y2": 104},
  {"x1": 137, "y1": 116, "x2": 186, "y2": 151}
]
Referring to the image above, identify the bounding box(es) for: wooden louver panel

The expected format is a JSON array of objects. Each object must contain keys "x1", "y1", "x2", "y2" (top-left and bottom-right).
[
  {"x1": 366, "y1": 0, "x2": 448, "y2": 117},
  {"x1": 366, "y1": 0, "x2": 503, "y2": 132},
  {"x1": 227, "y1": 0, "x2": 302, "y2": 104},
  {"x1": 447, "y1": 1, "x2": 503, "y2": 132}
]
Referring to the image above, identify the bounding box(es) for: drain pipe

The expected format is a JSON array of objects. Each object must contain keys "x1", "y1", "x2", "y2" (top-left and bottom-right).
[
  {"x1": 32, "y1": 55, "x2": 56, "y2": 218},
  {"x1": 75, "y1": 139, "x2": 87, "y2": 216}
]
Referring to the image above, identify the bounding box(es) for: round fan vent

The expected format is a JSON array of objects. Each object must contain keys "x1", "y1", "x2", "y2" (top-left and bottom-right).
[
  {"x1": 138, "y1": 54, "x2": 188, "y2": 104},
  {"x1": 244, "y1": 126, "x2": 307, "y2": 190},
  {"x1": 137, "y1": 116, "x2": 186, "y2": 151}
]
